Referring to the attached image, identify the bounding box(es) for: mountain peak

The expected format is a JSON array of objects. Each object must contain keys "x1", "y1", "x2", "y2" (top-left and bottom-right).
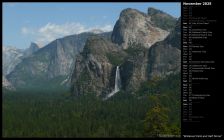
[
  {"x1": 111, "y1": 7, "x2": 169, "y2": 49},
  {"x1": 22, "y1": 42, "x2": 40, "y2": 57},
  {"x1": 121, "y1": 8, "x2": 141, "y2": 14},
  {"x1": 120, "y1": 8, "x2": 147, "y2": 19},
  {"x1": 30, "y1": 42, "x2": 39, "y2": 49}
]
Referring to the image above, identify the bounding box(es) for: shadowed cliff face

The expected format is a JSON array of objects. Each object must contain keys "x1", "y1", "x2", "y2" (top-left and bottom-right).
[
  {"x1": 147, "y1": 18, "x2": 181, "y2": 79},
  {"x1": 71, "y1": 36, "x2": 127, "y2": 96},
  {"x1": 119, "y1": 43, "x2": 149, "y2": 94},
  {"x1": 71, "y1": 38, "x2": 149, "y2": 96},
  {"x1": 147, "y1": 7, "x2": 177, "y2": 31}
]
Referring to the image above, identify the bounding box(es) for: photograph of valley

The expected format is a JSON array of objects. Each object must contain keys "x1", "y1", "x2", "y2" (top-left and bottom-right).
[{"x1": 3, "y1": 2, "x2": 181, "y2": 138}]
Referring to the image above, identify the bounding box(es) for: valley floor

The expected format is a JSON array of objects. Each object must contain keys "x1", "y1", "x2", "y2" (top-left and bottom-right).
[{"x1": 2, "y1": 74, "x2": 181, "y2": 138}]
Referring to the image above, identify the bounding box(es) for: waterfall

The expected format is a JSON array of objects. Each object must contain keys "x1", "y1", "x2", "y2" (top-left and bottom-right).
[
  {"x1": 104, "y1": 66, "x2": 121, "y2": 100},
  {"x1": 114, "y1": 66, "x2": 121, "y2": 92}
]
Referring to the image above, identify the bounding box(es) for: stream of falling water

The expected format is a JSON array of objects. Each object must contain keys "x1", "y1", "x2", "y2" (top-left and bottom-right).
[{"x1": 103, "y1": 66, "x2": 121, "y2": 100}]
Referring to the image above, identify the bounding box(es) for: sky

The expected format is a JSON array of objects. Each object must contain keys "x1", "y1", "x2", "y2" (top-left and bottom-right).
[{"x1": 3, "y1": 2, "x2": 180, "y2": 49}]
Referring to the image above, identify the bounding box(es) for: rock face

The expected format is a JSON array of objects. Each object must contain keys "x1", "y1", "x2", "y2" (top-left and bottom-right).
[
  {"x1": 147, "y1": 18, "x2": 181, "y2": 79},
  {"x1": 71, "y1": 35, "x2": 126, "y2": 96},
  {"x1": 72, "y1": 36, "x2": 149, "y2": 96},
  {"x1": 111, "y1": 8, "x2": 170, "y2": 49},
  {"x1": 7, "y1": 32, "x2": 111, "y2": 88},
  {"x1": 163, "y1": 18, "x2": 181, "y2": 49},
  {"x1": 147, "y1": 7, "x2": 177, "y2": 31},
  {"x1": 3, "y1": 46, "x2": 24, "y2": 76},
  {"x1": 3, "y1": 76, "x2": 15, "y2": 90},
  {"x1": 71, "y1": 8, "x2": 180, "y2": 97},
  {"x1": 3, "y1": 43, "x2": 39, "y2": 76},
  {"x1": 23, "y1": 42, "x2": 39, "y2": 57},
  {"x1": 120, "y1": 43, "x2": 149, "y2": 93}
]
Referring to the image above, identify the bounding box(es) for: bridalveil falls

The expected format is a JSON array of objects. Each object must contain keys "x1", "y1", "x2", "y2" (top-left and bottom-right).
[{"x1": 104, "y1": 66, "x2": 121, "y2": 100}]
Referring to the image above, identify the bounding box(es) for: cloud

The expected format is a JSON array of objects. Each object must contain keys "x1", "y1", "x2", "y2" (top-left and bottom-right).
[
  {"x1": 100, "y1": 25, "x2": 113, "y2": 32},
  {"x1": 21, "y1": 27, "x2": 30, "y2": 34},
  {"x1": 21, "y1": 26, "x2": 36, "y2": 35},
  {"x1": 21, "y1": 22, "x2": 113, "y2": 47}
]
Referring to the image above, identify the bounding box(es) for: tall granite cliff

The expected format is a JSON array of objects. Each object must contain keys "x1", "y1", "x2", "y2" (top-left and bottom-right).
[
  {"x1": 147, "y1": 18, "x2": 181, "y2": 79},
  {"x1": 71, "y1": 8, "x2": 180, "y2": 97},
  {"x1": 71, "y1": 35, "x2": 127, "y2": 96},
  {"x1": 111, "y1": 8, "x2": 176, "y2": 49}
]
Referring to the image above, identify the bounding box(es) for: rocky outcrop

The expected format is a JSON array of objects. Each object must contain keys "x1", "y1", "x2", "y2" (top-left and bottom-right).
[
  {"x1": 148, "y1": 7, "x2": 177, "y2": 31},
  {"x1": 3, "y1": 76, "x2": 15, "y2": 90},
  {"x1": 120, "y1": 43, "x2": 149, "y2": 93},
  {"x1": 3, "y1": 42, "x2": 39, "y2": 77},
  {"x1": 118, "y1": 18, "x2": 180, "y2": 93},
  {"x1": 23, "y1": 42, "x2": 39, "y2": 57},
  {"x1": 111, "y1": 8, "x2": 170, "y2": 49},
  {"x1": 147, "y1": 18, "x2": 181, "y2": 79},
  {"x1": 3, "y1": 46, "x2": 24, "y2": 76},
  {"x1": 163, "y1": 18, "x2": 181, "y2": 49},
  {"x1": 71, "y1": 35, "x2": 127, "y2": 96}
]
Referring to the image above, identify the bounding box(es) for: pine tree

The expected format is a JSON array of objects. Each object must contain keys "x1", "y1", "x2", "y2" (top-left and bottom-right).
[{"x1": 144, "y1": 96, "x2": 169, "y2": 137}]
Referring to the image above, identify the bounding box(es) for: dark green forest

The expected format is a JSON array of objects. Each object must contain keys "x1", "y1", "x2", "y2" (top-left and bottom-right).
[{"x1": 2, "y1": 74, "x2": 180, "y2": 138}]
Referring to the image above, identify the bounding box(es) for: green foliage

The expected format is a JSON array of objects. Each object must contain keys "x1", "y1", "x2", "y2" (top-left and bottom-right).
[
  {"x1": 3, "y1": 73, "x2": 180, "y2": 138},
  {"x1": 144, "y1": 105, "x2": 169, "y2": 137},
  {"x1": 137, "y1": 76, "x2": 161, "y2": 96},
  {"x1": 139, "y1": 73, "x2": 181, "y2": 137},
  {"x1": 75, "y1": 68, "x2": 93, "y2": 95},
  {"x1": 125, "y1": 42, "x2": 146, "y2": 56},
  {"x1": 106, "y1": 53, "x2": 125, "y2": 66},
  {"x1": 78, "y1": 68, "x2": 91, "y2": 84},
  {"x1": 3, "y1": 90, "x2": 150, "y2": 137},
  {"x1": 16, "y1": 75, "x2": 68, "y2": 92}
]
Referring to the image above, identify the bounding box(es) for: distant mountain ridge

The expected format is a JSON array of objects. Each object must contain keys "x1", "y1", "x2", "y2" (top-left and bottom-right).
[
  {"x1": 6, "y1": 32, "x2": 111, "y2": 89},
  {"x1": 3, "y1": 43, "x2": 40, "y2": 76},
  {"x1": 3, "y1": 46, "x2": 24, "y2": 76},
  {"x1": 3, "y1": 43, "x2": 40, "y2": 90}
]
